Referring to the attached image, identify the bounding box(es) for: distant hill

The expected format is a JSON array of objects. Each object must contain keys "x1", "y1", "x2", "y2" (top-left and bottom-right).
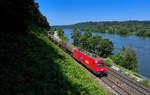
[{"x1": 54, "y1": 20, "x2": 150, "y2": 37}]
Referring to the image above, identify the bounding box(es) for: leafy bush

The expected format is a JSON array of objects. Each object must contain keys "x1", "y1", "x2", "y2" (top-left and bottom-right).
[{"x1": 103, "y1": 58, "x2": 113, "y2": 67}]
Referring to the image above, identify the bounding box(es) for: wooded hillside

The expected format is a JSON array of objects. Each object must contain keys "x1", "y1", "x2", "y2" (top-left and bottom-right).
[{"x1": 57, "y1": 21, "x2": 150, "y2": 37}]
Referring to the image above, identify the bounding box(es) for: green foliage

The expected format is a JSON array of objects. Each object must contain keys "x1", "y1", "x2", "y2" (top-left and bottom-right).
[
  {"x1": 8, "y1": 0, "x2": 50, "y2": 34},
  {"x1": 59, "y1": 21, "x2": 150, "y2": 37},
  {"x1": 103, "y1": 58, "x2": 113, "y2": 67},
  {"x1": 136, "y1": 29, "x2": 150, "y2": 37},
  {"x1": 136, "y1": 29, "x2": 146, "y2": 36},
  {"x1": 87, "y1": 35, "x2": 102, "y2": 53},
  {"x1": 51, "y1": 28, "x2": 57, "y2": 31},
  {"x1": 24, "y1": 0, "x2": 50, "y2": 30},
  {"x1": 57, "y1": 28, "x2": 69, "y2": 42},
  {"x1": 71, "y1": 30, "x2": 114, "y2": 57},
  {"x1": 87, "y1": 35, "x2": 114, "y2": 57},
  {"x1": 100, "y1": 38, "x2": 114, "y2": 57},
  {"x1": 80, "y1": 30, "x2": 92, "y2": 49},
  {"x1": 57, "y1": 28, "x2": 64, "y2": 37},
  {"x1": 71, "y1": 28, "x2": 82, "y2": 46},
  {"x1": 145, "y1": 30, "x2": 150, "y2": 37},
  {"x1": 139, "y1": 79, "x2": 150, "y2": 88},
  {"x1": 111, "y1": 46, "x2": 139, "y2": 72}
]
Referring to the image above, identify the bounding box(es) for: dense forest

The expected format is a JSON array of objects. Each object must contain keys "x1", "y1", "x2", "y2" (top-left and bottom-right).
[{"x1": 57, "y1": 21, "x2": 150, "y2": 37}]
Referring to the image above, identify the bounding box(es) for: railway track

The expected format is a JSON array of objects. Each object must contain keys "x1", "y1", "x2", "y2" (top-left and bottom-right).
[
  {"x1": 106, "y1": 67, "x2": 150, "y2": 95},
  {"x1": 48, "y1": 34, "x2": 150, "y2": 95},
  {"x1": 101, "y1": 77, "x2": 130, "y2": 95}
]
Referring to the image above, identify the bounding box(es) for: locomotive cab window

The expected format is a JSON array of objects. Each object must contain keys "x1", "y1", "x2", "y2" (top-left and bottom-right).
[
  {"x1": 80, "y1": 56, "x2": 83, "y2": 60},
  {"x1": 97, "y1": 61, "x2": 104, "y2": 67}
]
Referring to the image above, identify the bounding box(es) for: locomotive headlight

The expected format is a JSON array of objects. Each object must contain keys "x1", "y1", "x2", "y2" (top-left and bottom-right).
[{"x1": 100, "y1": 68, "x2": 104, "y2": 71}]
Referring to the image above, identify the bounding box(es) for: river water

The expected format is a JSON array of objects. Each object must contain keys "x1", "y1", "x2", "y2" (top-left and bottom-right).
[{"x1": 63, "y1": 28, "x2": 150, "y2": 79}]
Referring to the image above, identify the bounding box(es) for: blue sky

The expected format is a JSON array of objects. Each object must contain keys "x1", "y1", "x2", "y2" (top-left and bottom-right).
[{"x1": 35, "y1": 0, "x2": 150, "y2": 25}]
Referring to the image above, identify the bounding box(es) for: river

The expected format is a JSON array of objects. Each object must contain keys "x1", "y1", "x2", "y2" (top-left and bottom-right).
[{"x1": 63, "y1": 28, "x2": 150, "y2": 79}]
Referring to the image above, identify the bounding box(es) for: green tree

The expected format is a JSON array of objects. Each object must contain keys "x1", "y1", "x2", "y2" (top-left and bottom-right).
[
  {"x1": 145, "y1": 30, "x2": 150, "y2": 37},
  {"x1": 119, "y1": 27, "x2": 128, "y2": 35},
  {"x1": 72, "y1": 29, "x2": 114, "y2": 57},
  {"x1": 124, "y1": 46, "x2": 139, "y2": 71},
  {"x1": 136, "y1": 29, "x2": 145, "y2": 36},
  {"x1": 24, "y1": 0, "x2": 50, "y2": 31},
  {"x1": 84, "y1": 34, "x2": 113, "y2": 57},
  {"x1": 57, "y1": 28, "x2": 68, "y2": 42},
  {"x1": 57, "y1": 28, "x2": 64, "y2": 38},
  {"x1": 111, "y1": 46, "x2": 139, "y2": 71},
  {"x1": 71, "y1": 28, "x2": 82, "y2": 46},
  {"x1": 99, "y1": 38, "x2": 114, "y2": 57},
  {"x1": 87, "y1": 35, "x2": 102, "y2": 54},
  {"x1": 80, "y1": 30, "x2": 92, "y2": 49}
]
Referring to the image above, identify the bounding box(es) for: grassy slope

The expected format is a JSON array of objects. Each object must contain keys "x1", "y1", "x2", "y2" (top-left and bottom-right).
[{"x1": 10, "y1": 25, "x2": 106, "y2": 95}]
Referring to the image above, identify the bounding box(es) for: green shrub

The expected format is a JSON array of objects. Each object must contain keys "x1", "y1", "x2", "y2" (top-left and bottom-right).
[
  {"x1": 140, "y1": 79, "x2": 150, "y2": 88},
  {"x1": 104, "y1": 58, "x2": 113, "y2": 67}
]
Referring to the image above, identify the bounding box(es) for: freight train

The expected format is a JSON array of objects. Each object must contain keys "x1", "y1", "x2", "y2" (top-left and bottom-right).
[{"x1": 48, "y1": 31, "x2": 107, "y2": 77}]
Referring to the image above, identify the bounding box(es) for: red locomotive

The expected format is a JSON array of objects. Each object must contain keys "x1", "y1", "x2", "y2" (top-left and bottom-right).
[
  {"x1": 74, "y1": 48, "x2": 107, "y2": 76},
  {"x1": 48, "y1": 31, "x2": 107, "y2": 77}
]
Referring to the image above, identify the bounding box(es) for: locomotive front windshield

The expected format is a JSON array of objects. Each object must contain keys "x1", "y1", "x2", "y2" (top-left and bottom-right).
[{"x1": 97, "y1": 61, "x2": 104, "y2": 67}]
